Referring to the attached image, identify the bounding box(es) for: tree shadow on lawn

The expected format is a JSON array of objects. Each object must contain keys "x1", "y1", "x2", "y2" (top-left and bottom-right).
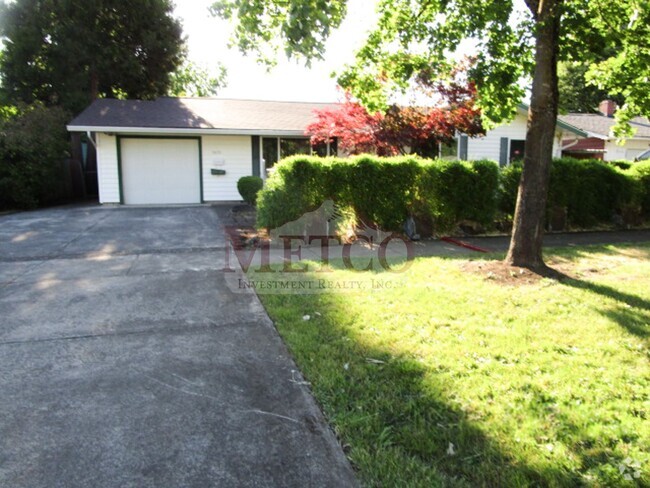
[
  {"x1": 434, "y1": 244, "x2": 650, "y2": 342},
  {"x1": 261, "y1": 245, "x2": 650, "y2": 485},
  {"x1": 271, "y1": 296, "x2": 604, "y2": 487},
  {"x1": 538, "y1": 271, "x2": 650, "y2": 342}
]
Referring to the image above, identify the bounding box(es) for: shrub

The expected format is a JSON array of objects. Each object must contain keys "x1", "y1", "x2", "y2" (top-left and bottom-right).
[
  {"x1": 498, "y1": 162, "x2": 522, "y2": 217},
  {"x1": 345, "y1": 155, "x2": 422, "y2": 230},
  {"x1": 236, "y1": 175, "x2": 263, "y2": 205},
  {"x1": 256, "y1": 155, "x2": 645, "y2": 236},
  {"x1": 499, "y1": 158, "x2": 637, "y2": 228},
  {"x1": 418, "y1": 159, "x2": 499, "y2": 231},
  {"x1": 607, "y1": 160, "x2": 633, "y2": 170},
  {"x1": 548, "y1": 158, "x2": 635, "y2": 227},
  {"x1": 629, "y1": 161, "x2": 650, "y2": 218},
  {"x1": 257, "y1": 155, "x2": 498, "y2": 234},
  {"x1": 256, "y1": 156, "x2": 331, "y2": 229},
  {"x1": 0, "y1": 103, "x2": 71, "y2": 209}
]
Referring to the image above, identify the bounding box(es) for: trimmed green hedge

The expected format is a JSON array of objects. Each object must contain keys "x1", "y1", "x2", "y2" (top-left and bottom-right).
[
  {"x1": 257, "y1": 155, "x2": 649, "y2": 235},
  {"x1": 499, "y1": 158, "x2": 640, "y2": 227},
  {"x1": 257, "y1": 155, "x2": 500, "y2": 233},
  {"x1": 630, "y1": 161, "x2": 650, "y2": 218}
]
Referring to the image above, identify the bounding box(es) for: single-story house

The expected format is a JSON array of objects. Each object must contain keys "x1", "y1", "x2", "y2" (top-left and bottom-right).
[
  {"x1": 454, "y1": 103, "x2": 587, "y2": 165},
  {"x1": 68, "y1": 97, "x2": 587, "y2": 205},
  {"x1": 558, "y1": 101, "x2": 650, "y2": 161},
  {"x1": 67, "y1": 97, "x2": 338, "y2": 205}
]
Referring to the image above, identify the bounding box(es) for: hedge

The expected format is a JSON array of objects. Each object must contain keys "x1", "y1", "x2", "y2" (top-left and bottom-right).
[
  {"x1": 257, "y1": 155, "x2": 500, "y2": 233},
  {"x1": 630, "y1": 161, "x2": 650, "y2": 218},
  {"x1": 499, "y1": 158, "x2": 639, "y2": 227},
  {"x1": 257, "y1": 155, "x2": 649, "y2": 235}
]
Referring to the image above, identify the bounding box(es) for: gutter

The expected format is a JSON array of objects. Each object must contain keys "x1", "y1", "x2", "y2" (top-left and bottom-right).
[
  {"x1": 518, "y1": 103, "x2": 589, "y2": 137},
  {"x1": 66, "y1": 126, "x2": 307, "y2": 137}
]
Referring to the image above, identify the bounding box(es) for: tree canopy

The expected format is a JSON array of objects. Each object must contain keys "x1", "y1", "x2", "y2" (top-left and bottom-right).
[
  {"x1": 213, "y1": 0, "x2": 649, "y2": 132},
  {"x1": 168, "y1": 61, "x2": 227, "y2": 98},
  {"x1": 0, "y1": 0, "x2": 186, "y2": 114}
]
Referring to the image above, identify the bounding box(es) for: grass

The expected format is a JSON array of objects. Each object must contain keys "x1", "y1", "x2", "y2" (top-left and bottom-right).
[{"x1": 252, "y1": 244, "x2": 650, "y2": 487}]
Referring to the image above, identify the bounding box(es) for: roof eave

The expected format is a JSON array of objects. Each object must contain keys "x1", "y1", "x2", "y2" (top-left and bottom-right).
[
  {"x1": 517, "y1": 103, "x2": 588, "y2": 137},
  {"x1": 66, "y1": 126, "x2": 308, "y2": 137}
]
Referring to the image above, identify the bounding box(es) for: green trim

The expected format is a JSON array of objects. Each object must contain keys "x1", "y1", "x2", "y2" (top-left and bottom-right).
[
  {"x1": 517, "y1": 103, "x2": 588, "y2": 137},
  {"x1": 197, "y1": 136, "x2": 204, "y2": 203},
  {"x1": 555, "y1": 119, "x2": 589, "y2": 137},
  {"x1": 116, "y1": 136, "x2": 124, "y2": 204},
  {"x1": 115, "y1": 135, "x2": 203, "y2": 204},
  {"x1": 251, "y1": 135, "x2": 261, "y2": 177}
]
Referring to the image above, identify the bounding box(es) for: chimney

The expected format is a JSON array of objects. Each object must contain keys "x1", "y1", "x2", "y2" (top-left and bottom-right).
[{"x1": 599, "y1": 100, "x2": 617, "y2": 117}]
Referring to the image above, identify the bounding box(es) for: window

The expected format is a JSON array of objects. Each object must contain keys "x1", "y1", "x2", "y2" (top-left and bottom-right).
[
  {"x1": 312, "y1": 138, "x2": 337, "y2": 157},
  {"x1": 510, "y1": 140, "x2": 525, "y2": 162},
  {"x1": 262, "y1": 137, "x2": 336, "y2": 175},
  {"x1": 439, "y1": 139, "x2": 458, "y2": 160},
  {"x1": 262, "y1": 137, "x2": 278, "y2": 171},
  {"x1": 280, "y1": 138, "x2": 311, "y2": 158}
]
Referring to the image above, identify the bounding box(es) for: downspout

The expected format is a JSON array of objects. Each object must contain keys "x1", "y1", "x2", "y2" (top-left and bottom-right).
[
  {"x1": 561, "y1": 139, "x2": 580, "y2": 151},
  {"x1": 86, "y1": 131, "x2": 97, "y2": 149}
]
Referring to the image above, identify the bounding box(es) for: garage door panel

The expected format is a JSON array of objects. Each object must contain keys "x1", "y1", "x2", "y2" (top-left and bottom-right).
[{"x1": 121, "y1": 138, "x2": 200, "y2": 204}]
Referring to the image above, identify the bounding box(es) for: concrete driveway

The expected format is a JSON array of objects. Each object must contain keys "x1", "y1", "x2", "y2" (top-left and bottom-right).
[{"x1": 0, "y1": 205, "x2": 356, "y2": 488}]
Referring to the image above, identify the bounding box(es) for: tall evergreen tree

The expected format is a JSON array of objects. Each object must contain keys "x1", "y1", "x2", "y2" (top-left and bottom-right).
[
  {"x1": 0, "y1": 0, "x2": 186, "y2": 114},
  {"x1": 558, "y1": 61, "x2": 624, "y2": 114}
]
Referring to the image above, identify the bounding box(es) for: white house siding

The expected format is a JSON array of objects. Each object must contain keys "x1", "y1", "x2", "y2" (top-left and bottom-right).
[
  {"x1": 201, "y1": 135, "x2": 253, "y2": 201},
  {"x1": 96, "y1": 133, "x2": 120, "y2": 203},
  {"x1": 604, "y1": 139, "x2": 650, "y2": 161},
  {"x1": 466, "y1": 111, "x2": 563, "y2": 163}
]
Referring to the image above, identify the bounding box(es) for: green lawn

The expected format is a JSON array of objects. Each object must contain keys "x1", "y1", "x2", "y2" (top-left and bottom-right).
[{"x1": 254, "y1": 244, "x2": 649, "y2": 487}]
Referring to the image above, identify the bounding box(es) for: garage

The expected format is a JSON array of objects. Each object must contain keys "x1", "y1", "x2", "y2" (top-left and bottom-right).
[
  {"x1": 120, "y1": 137, "x2": 201, "y2": 204},
  {"x1": 67, "y1": 98, "x2": 340, "y2": 204}
]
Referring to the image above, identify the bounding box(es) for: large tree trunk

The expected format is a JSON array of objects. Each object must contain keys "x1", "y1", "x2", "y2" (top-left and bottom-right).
[{"x1": 505, "y1": 0, "x2": 562, "y2": 271}]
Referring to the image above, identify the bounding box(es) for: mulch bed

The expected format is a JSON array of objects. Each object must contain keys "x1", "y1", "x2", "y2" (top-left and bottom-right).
[{"x1": 460, "y1": 261, "x2": 545, "y2": 285}]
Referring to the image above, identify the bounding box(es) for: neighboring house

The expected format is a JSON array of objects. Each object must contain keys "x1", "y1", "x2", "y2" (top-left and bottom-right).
[
  {"x1": 453, "y1": 104, "x2": 587, "y2": 166},
  {"x1": 67, "y1": 97, "x2": 337, "y2": 205},
  {"x1": 559, "y1": 100, "x2": 650, "y2": 161}
]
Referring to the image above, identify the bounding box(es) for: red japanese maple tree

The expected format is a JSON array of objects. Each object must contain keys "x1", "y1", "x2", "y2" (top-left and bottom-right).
[{"x1": 307, "y1": 80, "x2": 484, "y2": 156}]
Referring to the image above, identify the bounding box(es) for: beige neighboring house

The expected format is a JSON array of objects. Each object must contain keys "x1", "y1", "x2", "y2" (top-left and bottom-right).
[
  {"x1": 458, "y1": 103, "x2": 587, "y2": 166},
  {"x1": 559, "y1": 100, "x2": 650, "y2": 161}
]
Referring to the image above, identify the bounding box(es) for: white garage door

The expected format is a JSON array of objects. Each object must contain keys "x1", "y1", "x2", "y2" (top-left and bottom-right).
[{"x1": 121, "y1": 138, "x2": 201, "y2": 204}]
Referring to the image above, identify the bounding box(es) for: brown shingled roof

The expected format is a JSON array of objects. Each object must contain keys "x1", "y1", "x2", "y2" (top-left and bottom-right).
[
  {"x1": 558, "y1": 113, "x2": 650, "y2": 139},
  {"x1": 68, "y1": 97, "x2": 339, "y2": 132}
]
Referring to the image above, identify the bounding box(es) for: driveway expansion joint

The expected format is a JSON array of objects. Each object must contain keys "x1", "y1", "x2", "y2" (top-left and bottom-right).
[
  {"x1": 0, "y1": 319, "x2": 273, "y2": 347},
  {"x1": 0, "y1": 245, "x2": 228, "y2": 263}
]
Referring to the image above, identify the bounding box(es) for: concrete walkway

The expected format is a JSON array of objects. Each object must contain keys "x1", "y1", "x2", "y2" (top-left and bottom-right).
[
  {"x1": 0, "y1": 205, "x2": 357, "y2": 488},
  {"x1": 454, "y1": 229, "x2": 650, "y2": 254}
]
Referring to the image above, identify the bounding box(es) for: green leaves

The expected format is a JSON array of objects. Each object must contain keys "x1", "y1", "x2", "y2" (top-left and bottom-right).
[
  {"x1": 338, "y1": 0, "x2": 535, "y2": 126},
  {"x1": 212, "y1": 0, "x2": 649, "y2": 134},
  {"x1": 0, "y1": 0, "x2": 186, "y2": 114},
  {"x1": 0, "y1": 102, "x2": 70, "y2": 208},
  {"x1": 211, "y1": 0, "x2": 347, "y2": 66},
  {"x1": 168, "y1": 61, "x2": 227, "y2": 97}
]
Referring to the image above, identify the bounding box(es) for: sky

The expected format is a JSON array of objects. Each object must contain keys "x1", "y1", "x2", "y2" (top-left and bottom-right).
[{"x1": 173, "y1": 0, "x2": 379, "y2": 103}]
